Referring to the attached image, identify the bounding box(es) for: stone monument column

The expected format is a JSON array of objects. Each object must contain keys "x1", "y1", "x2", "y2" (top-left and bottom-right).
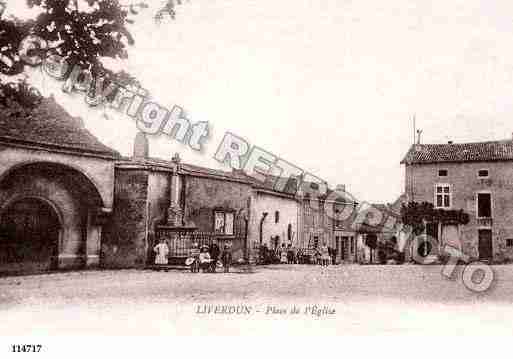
[{"x1": 167, "y1": 153, "x2": 183, "y2": 226}]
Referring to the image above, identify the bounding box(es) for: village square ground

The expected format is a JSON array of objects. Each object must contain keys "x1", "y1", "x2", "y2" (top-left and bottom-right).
[{"x1": 1, "y1": 265, "x2": 512, "y2": 336}]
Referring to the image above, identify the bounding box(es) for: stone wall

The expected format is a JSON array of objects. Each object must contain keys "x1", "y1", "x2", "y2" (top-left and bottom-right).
[
  {"x1": 102, "y1": 169, "x2": 149, "y2": 268},
  {"x1": 183, "y1": 175, "x2": 252, "y2": 260},
  {"x1": 249, "y1": 191, "x2": 299, "y2": 250}
]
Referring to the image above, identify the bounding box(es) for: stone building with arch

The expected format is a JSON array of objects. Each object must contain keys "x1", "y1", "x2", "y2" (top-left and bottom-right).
[
  {"x1": 1, "y1": 96, "x2": 365, "y2": 274},
  {"x1": 0, "y1": 97, "x2": 119, "y2": 274}
]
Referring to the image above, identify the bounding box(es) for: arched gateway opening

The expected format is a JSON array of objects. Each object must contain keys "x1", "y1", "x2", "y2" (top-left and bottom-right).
[
  {"x1": 0, "y1": 161, "x2": 107, "y2": 274},
  {"x1": 0, "y1": 198, "x2": 61, "y2": 273}
]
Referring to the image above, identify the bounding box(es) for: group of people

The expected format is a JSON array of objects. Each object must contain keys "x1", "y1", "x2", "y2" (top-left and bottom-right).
[
  {"x1": 259, "y1": 243, "x2": 297, "y2": 264},
  {"x1": 258, "y1": 242, "x2": 338, "y2": 266},
  {"x1": 153, "y1": 239, "x2": 232, "y2": 273},
  {"x1": 279, "y1": 243, "x2": 298, "y2": 264},
  {"x1": 192, "y1": 241, "x2": 233, "y2": 273}
]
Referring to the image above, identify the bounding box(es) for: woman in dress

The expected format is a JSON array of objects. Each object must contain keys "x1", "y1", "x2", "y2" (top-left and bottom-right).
[{"x1": 153, "y1": 239, "x2": 169, "y2": 266}]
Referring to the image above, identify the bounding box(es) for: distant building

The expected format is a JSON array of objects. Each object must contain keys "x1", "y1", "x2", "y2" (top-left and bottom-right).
[
  {"x1": 298, "y1": 183, "x2": 359, "y2": 264},
  {"x1": 353, "y1": 203, "x2": 401, "y2": 264},
  {"x1": 401, "y1": 139, "x2": 513, "y2": 262},
  {"x1": 248, "y1": 176, "x2": 300, "y2": 253}
]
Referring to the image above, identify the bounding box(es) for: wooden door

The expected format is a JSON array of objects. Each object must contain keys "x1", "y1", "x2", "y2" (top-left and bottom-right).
[
  {"x1": 478, "y1": 229, "x2": 493, "y2": 261},
  {"x1": 0, "y1": 198, "x2": 60, "y2": 272},
  {"x1": 341, "y1": 236, "x2": 349, "y2": 260}
]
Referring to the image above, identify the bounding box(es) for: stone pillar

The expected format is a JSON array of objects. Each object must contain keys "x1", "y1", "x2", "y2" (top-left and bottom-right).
[
  {"x1": 167, "y1": 153, "x2": 183, "y2": 226},
  {"x1": 167, "y1": 170, "x2": 183, "y2": 226},
  {"x1": 86, "y1": 209, "x2": 101, "y2": 267}
]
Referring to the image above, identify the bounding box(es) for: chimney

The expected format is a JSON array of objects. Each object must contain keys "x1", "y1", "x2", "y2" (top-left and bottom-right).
[
  {"x1": 171, "y1": 152, "x2": 181, "y2": 164},
  {"x1": 335, "y1": 184, "x2": 346, "y2": 193},
  {"x1": 133, "y1": 132, "x2": 149, "y2": 160},
  {"x1": 448, "y1": 141, "x2": 453, "y2": 144}
]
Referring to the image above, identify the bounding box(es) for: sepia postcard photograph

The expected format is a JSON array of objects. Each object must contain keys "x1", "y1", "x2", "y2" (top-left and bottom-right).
[{"x1": 0, "y1": 0, "x2": 512, "y2": 356}]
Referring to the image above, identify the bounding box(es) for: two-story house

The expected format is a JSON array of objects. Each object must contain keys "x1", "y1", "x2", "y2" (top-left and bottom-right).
[{"x1": 401, "y1": 139, "x2": 513, "y2": 263}]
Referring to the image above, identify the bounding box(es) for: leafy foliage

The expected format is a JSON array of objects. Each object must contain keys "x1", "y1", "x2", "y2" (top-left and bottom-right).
[
  {"x1": 0, "y1": 78, "x2": 42, "y2": 108},
  {"x1": 0, "y1": 0, "x2": 159, "y2": 109},
  {"x1": 400, "y1": 201, "x2": 470, "y2": 235},
  {"x1": 0, "y1": 13, "x2": 32, "y2": 75},
  {"x1": 0, "y1": 0, "x2": 188, "y2": 108},
  {"x1": 155, "y1": 0, "x2": 184, "y2": 23},
  {"x1": 1, "y1": 1, "x2": 140, "y2": 78},
  {"x1": 364, "y1": 235, "x2": 377, "y2": 249}
]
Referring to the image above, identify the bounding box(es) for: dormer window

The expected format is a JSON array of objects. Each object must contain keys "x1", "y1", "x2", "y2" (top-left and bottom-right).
[
  {"x1": 478, "y1": 169, "x2": 489, "y2": 178},
  {"x1": 438, "y1": 169, "x2": 448, "y2": 177}
]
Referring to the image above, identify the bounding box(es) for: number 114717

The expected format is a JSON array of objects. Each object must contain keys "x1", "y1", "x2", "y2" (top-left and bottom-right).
[{"x1": 11, "y1": 344, "x2": 42, "y2": 353}]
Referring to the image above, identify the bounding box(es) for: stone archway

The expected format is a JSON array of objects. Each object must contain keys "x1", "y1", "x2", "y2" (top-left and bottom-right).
[
  {"x1": 0, "y1": 197, "x2": 61, "y2": 274},
  {"x1": 0, "y1": 162, "x2": 108, "y2": 273}
]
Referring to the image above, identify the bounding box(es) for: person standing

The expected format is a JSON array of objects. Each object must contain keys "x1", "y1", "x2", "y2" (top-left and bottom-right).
[
  {"x1": 199, "y1": 245, "x2": 211, "y2": 273},
  {"x1": 287, "y1": 244, "x2": 294, "y2": 264},
  {"x1": 320, "y1": 242, "x2": 330, "y2": 267},
  {"x1": 280, "y1": 243, "x2": 287, "y2": 264},
  {"x1": 189, "y1": 242, "x2": 200, "y2": 273},
  {"x1": 153, "y1": 239, "x2": 169, "y2": 266},
  {"x1": 210, "y1": 240, "x2": 220, "y2": 273},
  {"x1": 221, "y1": 244, "x2": 232, "y2": 273}
]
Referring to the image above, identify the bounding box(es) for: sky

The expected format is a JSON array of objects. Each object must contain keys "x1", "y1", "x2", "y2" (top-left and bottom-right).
[{"x1": 7, "y1": 0, "x2": 513, "y2": 204}]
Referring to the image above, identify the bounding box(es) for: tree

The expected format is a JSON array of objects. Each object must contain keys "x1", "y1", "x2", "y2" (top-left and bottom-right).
[
  {"x1": 155, "y1": 0, "x2": 185, "y2": 23},
  {"x1": 0, "y1": 77, "x2": 42, "y2": 108},
  {"x1": 0, "y1": 0, "x2": 186, "y2": 107}
]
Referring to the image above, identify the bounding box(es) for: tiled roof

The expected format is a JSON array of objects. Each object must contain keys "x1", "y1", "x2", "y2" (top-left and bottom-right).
[
  {"x1": 0, "y1": 97, "x2": 119, "y2": 157},
  {"x1": 117, "y1": 156, "x2": 254, "y2": 183},
  {"x1": 248, "y1": 174, "x2": 299, "y2": 196},
  {"x1": 401, "y1": 141, "x2": 513, "y2": 164},
  {"x1": 180, "y1": 163, "x2": 252, "y2": 183},
  {"x1": 249, "y1": 174, "x2": 355, "y2": 203}
]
